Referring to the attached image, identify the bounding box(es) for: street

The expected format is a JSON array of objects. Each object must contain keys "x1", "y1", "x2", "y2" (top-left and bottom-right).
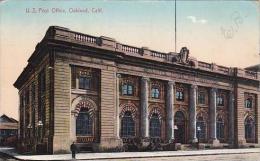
[{"x1": 103, "y1": 153, "x2": 260, "y2": 161}]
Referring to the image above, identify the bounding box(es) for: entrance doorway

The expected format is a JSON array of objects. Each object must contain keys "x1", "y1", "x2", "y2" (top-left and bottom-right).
[{"x1": 174, "y1": 111, "x2": 186, "y2": 144}]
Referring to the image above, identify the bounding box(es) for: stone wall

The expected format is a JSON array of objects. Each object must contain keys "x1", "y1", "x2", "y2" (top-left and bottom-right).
[{"x1": 53, "y1": 56, "x2": 71, "y2": 153}]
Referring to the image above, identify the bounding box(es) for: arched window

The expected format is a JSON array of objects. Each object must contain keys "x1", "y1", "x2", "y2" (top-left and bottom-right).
[
  {"x1": 121, "y1": 111, "x2": 135, "y2": 137},
  {"x1": 196, "y1": 116, "x2": 206, "y2": 140},
  {"x1": 245, "y1": 117, "x2": 255, "y2": 142},
  {"x1": 217, "y1": 118, "x2": 225, "y2": 139},
  {"x1": 76, "y1": 108, "x2": 93, "y2": 136},
  {"x1": 149, "y1": 113, "x2": 161, "y2": 138},
  {"x1": 151, "y1": 87, "x2": 160, "y2": 99},
  {"x1": 174, "y1": 111, "x2": 186, "y2": 143},
  {"x1": 122, "y1": 83, "x2": 134, "y2": 96}
]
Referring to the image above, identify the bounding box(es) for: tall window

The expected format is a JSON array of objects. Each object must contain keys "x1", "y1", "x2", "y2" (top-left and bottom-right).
[
  {"x1": 151, "y1": 87, "x2": 160, "y2": 99},
  {"x1": 39, "y1": 70, "x2": 46, "y2": 94},
  {"x1": 176, "y1": 91, "x2": 184, "y2": 101},
  {"x1": 31, "y1": 83, "x2": 36, "y2": 135},
  {"x1": 245, "y1": 117, "x2": 255, "y2": 142},
  {"x1": 149, "y1": 113, "x2": 161, "y2": 138},
  {"x1": 217, "y1": 118, "x2": 224, "y2": 139},
  {"x1": 121, "y1": 111, "x2": 135, "y2": 137},
  {"x1": 196, "y1": 116, "x2": 206, "y2": 140},
  {"x1": 122, "y1": 83, "x2": 134, "y2": 96},
  {"x1": 38, "y1": 70, "x2": 46, "y2": 123},
  {"x1": 31, "y1": 83, "x2": 35, "y2": 103},
  {"x1": 198, "y1": 92, "x2": 206, "y2": 104},
  {"x1": 25, "y1": 90, "x2": 30, "y2": 105},
  {"x1": 245, "y1": 98, "x2": 252, "y2": 108},
  {"x1": 217, "y1": 95, "x2": 224, "y2": 106},
  {"x1": 79, "y1": 76, "x2": 91, "y2": 90},
  {"x1": 76, "y1": 108, "x2": 93, "y2": 136}
]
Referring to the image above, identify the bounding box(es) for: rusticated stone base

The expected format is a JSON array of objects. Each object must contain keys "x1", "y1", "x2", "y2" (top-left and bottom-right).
[
  {"x1": 209, "y1": 139, "x2": 220, "y2": 148},
  {"x1": 92, "y1": 138, "x2": 123, "y2": 152},
  {"x1": 52, "y1": 135, "x2": 71, "y2": 154},
  {"x1": 236, "y1": 139, "x2": 247, "y2": 148}
]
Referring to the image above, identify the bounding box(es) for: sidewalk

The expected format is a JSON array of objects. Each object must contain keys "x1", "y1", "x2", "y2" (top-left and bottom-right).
[{"x1": 0, "y1": 147, "x2": 260, "y2": 161}]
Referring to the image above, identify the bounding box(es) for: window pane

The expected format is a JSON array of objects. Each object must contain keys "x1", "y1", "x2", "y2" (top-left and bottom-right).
[
  {"x1": 149, "y1": 114, "x2": 161, "y2": 137},
  {"x1": 196, "y1": 117, "x2": 206, "y2": 140},
  {"x1": 217, "y1": 119, "x2": 224, "y2": 139},
  {"x1": 152, "y1": 88, "x2": 159, "y2": 98},
  {"x1": 122, "y1": 84, "x2": 127, "y2": 95},
  {"x1": 76, "y1": 109, "x2": 93, "y2": 136},
  {"x1": 121, "y1": 112, "x2": 135, "y2": 137},
  {"x1": 176, "y1": 91, "x2": 184, "y2": 101},
  {"x1": 79, "y1": 77, "x2": 91, "y2": 90},
  {"x1": 128, "y1": 85, "x2": 133, "y2": 95}
]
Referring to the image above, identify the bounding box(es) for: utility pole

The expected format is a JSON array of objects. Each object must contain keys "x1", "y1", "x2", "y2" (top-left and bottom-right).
[{"x1": 175, "y1": 0, "x2": 177, "y2": 53}]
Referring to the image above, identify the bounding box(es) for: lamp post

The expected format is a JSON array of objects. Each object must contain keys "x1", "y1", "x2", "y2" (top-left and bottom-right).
[
  {"x1": 174, "y1": 125, "x2": 178, "y2": 143},
  {"x1": 37, "y1": 121, "x2": 43, "y2": 142},
  {"x1": 27, "y1": 124, "x2": 32, "y2": 138},
  {"x1": 197, "y1": 126, "x2": 201, "y2": 149}
]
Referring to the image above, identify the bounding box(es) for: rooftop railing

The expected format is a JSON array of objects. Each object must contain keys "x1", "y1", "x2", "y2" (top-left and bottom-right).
[{"x1": 47, "y1": 26, "x2": 259, "y2": 81}]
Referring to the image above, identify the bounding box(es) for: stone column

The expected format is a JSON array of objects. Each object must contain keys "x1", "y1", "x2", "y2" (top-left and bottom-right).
[
  {"x1": 116, "y1": 73, "x2": 121, "y2": 138},
  {"x1": 189, "y1": 84, "x2": 198, "y2": 143},
  {"x1": 141, "y1": 77, "x2": 149, "y2": 138},
  {"x1": 209, "y1": 88, "x2": 219, "y2": 145},
  {"x1": 228, "y1": 90, "x2": 235, "y2": 146},
  {"x1": 166, "y1": 81, "x2": 175, "y2": 142}
]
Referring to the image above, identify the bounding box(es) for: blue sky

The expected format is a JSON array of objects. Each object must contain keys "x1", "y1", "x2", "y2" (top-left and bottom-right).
[{"x1": 0, "y1": 0, "x2": 259, "y2": 118}]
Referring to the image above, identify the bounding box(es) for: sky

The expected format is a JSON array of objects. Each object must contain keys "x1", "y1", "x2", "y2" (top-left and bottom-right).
[{"x1": 0, "y1": 0, "x2": 259, "y2": 119}]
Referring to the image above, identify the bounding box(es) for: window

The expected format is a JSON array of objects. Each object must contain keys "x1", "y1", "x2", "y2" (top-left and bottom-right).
[
  {"x1": 245, "y1": 117, "x2": 255, "y2": 142},
  {"x1": 245, "y1": 98, "x2": 252, "y2": 108},
  {"x1": 25, "y1": 90, "x2": 30, "y2": 105},
  {"x1": 122, "y1": 83, "x2": 134, "y2": 96},
  {"x1": 76, "y1": 109, "x2": 93, "y2": 136},
  {"x1": 176, "y1": 91, "x2": 184, "y2": 101},
  {"x1": 198, "y1": 92, "x2": 206, "y2": 104},
  {"x1": 217, "y1": 95, "x2": 224, "y2": 106},
  {"x1": 79, "y1": 76, "x2": 91, "y2": 90},
  {"x1": 121, "y1": 111, "x2": 135, "y2": 137},
  {"x1": 196, "y1": 116, "x2": 206, "y2": 140},
  {"x1": 149, "y1": 113, "x2": 161, "y2": 138},
  {"x1": 151, "y1": 87, "x2": 160, "y2": 99},
  {"x1": 39, "y1": 70, "x2": 46, "y2": 94},
  {"x1": 217, "y1": 118, "x2": 224, "y2": 139},
  {"x1": 31, "y1": 83, "x2": 35, "y2": 103}
]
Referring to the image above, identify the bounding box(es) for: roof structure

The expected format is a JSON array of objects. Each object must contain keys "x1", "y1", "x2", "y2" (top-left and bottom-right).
[{"x1": 0, "y1": 114, "x2": 18, "y2": 130}]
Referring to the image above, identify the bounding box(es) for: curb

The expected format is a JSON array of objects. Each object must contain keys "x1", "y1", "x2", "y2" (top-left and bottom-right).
[
  {"x1": 75, "y1": 151, "x2": 260, "y2": 160},
  {"x1": 1, "y1": 149, "x2": 260, "y2": 161}
]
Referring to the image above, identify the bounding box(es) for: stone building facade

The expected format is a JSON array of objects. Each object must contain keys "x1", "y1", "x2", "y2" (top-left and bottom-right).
[{"x1": 14, "y1": 26, "x2": 260, "y2": 154}]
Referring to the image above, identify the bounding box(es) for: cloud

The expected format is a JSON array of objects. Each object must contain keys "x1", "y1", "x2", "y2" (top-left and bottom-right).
[{"x1": 187, "y1": 16, "x2": 207, "y2": 24}]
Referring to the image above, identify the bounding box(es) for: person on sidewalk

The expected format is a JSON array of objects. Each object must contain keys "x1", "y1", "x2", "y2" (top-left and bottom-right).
[{"x1": 70, "y1": 142, "x2": 77, "y2": 159}]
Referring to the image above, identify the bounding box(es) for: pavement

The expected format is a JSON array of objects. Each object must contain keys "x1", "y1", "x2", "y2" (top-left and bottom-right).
[{"x1": 0, "y1": 147, "x2": 260, "y2": 161}]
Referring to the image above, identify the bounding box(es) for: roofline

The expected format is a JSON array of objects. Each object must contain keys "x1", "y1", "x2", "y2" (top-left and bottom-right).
[{"x1": 13, "y1": 26, "x2": 260, "y2": 89}]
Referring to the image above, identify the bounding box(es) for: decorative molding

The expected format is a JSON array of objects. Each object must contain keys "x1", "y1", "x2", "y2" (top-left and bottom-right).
[{"x1": 119, "y1": 103, "x2": 138, "y2": 120}]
